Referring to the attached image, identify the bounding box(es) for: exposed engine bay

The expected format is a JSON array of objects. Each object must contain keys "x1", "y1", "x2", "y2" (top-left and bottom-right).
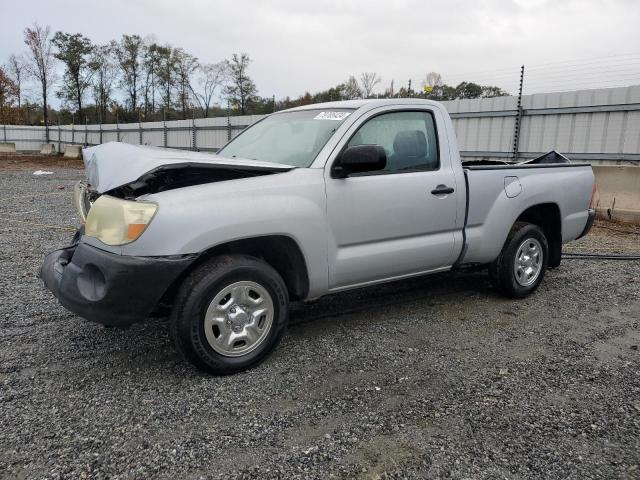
[{"x1": 76, "y1": 142, "x2": 295, "y2": 217}]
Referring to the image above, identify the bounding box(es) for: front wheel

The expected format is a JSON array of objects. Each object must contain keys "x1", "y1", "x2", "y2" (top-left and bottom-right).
[
  {"x1": 170, "y1": 255, "x2": 289, "y2": 375},
  {"x1": 489, "y1": 222, "x2": 549, "y2": 298}
]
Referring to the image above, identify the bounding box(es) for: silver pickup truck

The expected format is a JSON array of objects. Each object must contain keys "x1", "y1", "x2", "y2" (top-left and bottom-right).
[{"x1": 41, "y1": 99, "x2": 596, "y2": 374}]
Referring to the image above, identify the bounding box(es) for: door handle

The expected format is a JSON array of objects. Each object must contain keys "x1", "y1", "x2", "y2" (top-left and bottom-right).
[{"x1": 431, "y1": 185, "x2": 455, "y2": 195}]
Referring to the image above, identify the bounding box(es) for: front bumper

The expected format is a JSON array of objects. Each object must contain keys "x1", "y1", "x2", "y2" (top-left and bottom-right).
[{"x1": 40, "y1": 240, "x2": 196, "y2": 326}]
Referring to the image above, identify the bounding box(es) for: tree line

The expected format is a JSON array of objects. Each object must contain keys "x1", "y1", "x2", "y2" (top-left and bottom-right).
[{"x1": 0, "y1": 23, "x2": 509, "y2": 126}]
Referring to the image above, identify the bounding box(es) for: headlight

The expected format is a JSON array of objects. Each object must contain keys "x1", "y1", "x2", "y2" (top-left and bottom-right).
[
  {"x1": 84, "y1": 195, "x2": 158, "y2": 246},
  {"x1": 73, "y1": 181, "x2": 92, "y2": 221}
]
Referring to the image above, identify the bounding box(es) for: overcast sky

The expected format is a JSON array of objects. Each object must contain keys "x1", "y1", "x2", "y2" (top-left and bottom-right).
[{"x1": 2, "y1": 0, "x2": 639, "y2": 102}]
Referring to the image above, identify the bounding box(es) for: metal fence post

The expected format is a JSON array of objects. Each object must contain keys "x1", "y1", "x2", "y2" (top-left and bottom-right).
[
  {"x1": 139, "y1": 121, "x2": 143, "y2": 145},
  {"x1": 2, "y1": 124, "x2": 6, "y2": 142},
  {"x1": 116, "y1": 113, "x2": 120, "y2": 142},
  {"x1": 191, "y1": 110, "x2": 197, "y2": 151},
  {"x1": 512, "y1": 65, "x2": 525, "y2": 162},
  {"x1": 98, "y1": 111, "x2": 103, "y2": 145},
  {"x1": 227, "y1": 107, "x2": 232, "y2": 141},
  {"x1": 57, "y1": 121, "x2": 61, "y2": 153},
  {"x1": 71, "y1": 123, "x2": 75, "y2": 145},
  {"x1": 163, "y1": 109, "x2": 168, "y2": 148},
  {"x1": 85, "y1": 117, "x2": 88, "y2": 146}
]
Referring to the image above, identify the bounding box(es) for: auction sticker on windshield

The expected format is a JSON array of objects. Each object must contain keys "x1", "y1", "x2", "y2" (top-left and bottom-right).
[{"x1": 314, "y1": 111, "x2": 351, "y2": 120}]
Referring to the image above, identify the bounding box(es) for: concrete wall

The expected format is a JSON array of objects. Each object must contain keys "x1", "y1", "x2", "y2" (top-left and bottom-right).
[{"x1": 592, "y1": 165, "x2": 640, "y2": 223}]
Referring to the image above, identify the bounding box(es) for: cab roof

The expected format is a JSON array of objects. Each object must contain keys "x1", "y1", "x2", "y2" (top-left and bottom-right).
[{"x1": 283, "y1": 98, "x2": 444, "y2": 113}]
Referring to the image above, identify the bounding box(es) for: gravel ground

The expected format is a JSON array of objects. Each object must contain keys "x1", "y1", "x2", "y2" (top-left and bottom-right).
[{"x1": 1, "y1": 158, "x2": 639, "y2": 479}]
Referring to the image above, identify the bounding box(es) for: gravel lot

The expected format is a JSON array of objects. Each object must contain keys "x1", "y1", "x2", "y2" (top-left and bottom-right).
[{"x1": 1, "y1": 156, "x2": 639, "y2": 479}]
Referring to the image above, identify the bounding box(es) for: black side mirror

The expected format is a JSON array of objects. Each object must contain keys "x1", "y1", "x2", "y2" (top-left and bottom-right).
[{"x1": 332, "y1": 145, "x2": 387, "y2": 178}]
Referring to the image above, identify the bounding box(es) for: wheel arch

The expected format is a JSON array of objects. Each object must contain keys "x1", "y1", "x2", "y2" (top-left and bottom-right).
[
  {"x1": 515, "y1": 202, "x2": 562, "y2": 268},
  {"x1": 157, "y1": 234, "x2": 310, "y2": 312}
]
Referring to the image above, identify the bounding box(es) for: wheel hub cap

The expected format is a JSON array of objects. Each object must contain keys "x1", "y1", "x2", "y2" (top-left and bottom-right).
[
  {"x1": 203, "y1": 281, "x2": 275, "y2": 357},
  {"x1": 228, "y1": 307, "x2": 250, "y2": 331},
  {"x1": 514, "y1": 238, "x2": 543, "y2": 287}
]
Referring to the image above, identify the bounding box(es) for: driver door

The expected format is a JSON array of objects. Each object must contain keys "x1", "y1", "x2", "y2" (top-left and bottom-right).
[{"x1": 325, "y1": 108, "x2": 460, "y2": 289}]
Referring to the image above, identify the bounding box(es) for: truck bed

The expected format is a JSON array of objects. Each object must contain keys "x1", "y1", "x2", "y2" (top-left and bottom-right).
[
  {"x1": 461, "y1": 150, "x2": 577, "y2": 168},
  {"x1": 460, "y1": 158, "x2": 594, "y2": 265}
]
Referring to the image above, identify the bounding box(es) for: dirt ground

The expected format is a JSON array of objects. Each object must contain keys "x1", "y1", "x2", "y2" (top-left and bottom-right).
[
  {"x1": 0, "y1": 158, "x2": 639, "y2": 479},
  {"x1": 0, "y1": 153, "x2": 84, "y2": 171}
]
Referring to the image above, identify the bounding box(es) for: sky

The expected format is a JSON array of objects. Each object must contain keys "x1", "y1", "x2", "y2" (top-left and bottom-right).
[{"x1": 2, "y1": 0, "x2": 640, "y2": 104}]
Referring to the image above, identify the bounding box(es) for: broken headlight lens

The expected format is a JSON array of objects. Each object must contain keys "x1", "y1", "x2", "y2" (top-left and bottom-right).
[
  {"x1": 84, "y1": 195, "x2": 158, "y2": 246},
  {"x1": 73, "y1": 181, "x2": 92, "y2": 221}
]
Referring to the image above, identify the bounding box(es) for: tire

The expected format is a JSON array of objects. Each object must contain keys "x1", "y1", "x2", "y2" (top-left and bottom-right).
[
  {"x1": 170, "y1": 254, "x2": 289, "y2": 375},
  {"x1": 489, "y1": 222, "x2": 549, "y2": 299},
  {"x1": 487, "y1": 262, "x2": 502, "y2": 293}
]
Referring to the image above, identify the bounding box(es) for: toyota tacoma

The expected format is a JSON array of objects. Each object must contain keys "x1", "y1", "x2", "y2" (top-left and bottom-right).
[{"x1": 41, "y1": 99, "x2": 596, "y2": 374}]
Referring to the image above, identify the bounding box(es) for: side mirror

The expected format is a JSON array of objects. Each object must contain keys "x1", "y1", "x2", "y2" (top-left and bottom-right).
[{"x1": 332, "y1": 145, "x2": 387, "y2": 178}]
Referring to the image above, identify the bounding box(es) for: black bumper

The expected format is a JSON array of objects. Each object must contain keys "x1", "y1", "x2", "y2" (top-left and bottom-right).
[
  {"x1": 577, "y1": 208, "x2": 596, "y2": 239},
  {"x1": 40, "y1": 241, "x2": 196, "y2": 326}
]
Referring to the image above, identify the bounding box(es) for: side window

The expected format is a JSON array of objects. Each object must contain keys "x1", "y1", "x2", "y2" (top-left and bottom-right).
[{"x1": 347, "y1": 111, "x2": 439, "y2": 172}]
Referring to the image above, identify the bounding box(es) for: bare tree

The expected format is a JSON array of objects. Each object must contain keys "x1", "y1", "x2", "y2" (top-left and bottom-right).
[
  {"x1": 359, "y1": 72, "x2": 381, "y2": 98},
  {"x1": 424, "y1": 71, "x2": 443, "y2": 88},
  {"x1": 23, "y1": 23, "x2": 56, "y2": 128},
  {"x1": 174, "y1": 48, "x2": 199, "y2": 118},
  {"x1": 6, "y1": 54, "x2": 26, "y2": 110},
  {"x1": 190, "y1": 61, "x2": 228, "y2": 117}
]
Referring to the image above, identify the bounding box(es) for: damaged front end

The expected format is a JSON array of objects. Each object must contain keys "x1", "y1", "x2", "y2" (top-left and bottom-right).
[
  {"x1": 42, "y1": 142, "x2": 297, "y2": 326},
  {"x1": 75, "y1": 142, "x2": 296, "y2": 218},
  {"x1": 73, "y1": 162, "x2": 282, "y2": 220},
  {"x1": 105, "y1": 162, "x2": 282, "y2": 199},
  {"x1": 73, "y1": 180, "x2": 98, "y2": 221}
]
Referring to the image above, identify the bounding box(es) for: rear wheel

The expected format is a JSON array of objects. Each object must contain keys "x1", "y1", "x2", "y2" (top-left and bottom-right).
[
  {"x1": 489, "y1": 222, "x2": 549, "y2": 298},
  {"x1": 170, "y1": 255, "x2": 289, "y2": 375}
]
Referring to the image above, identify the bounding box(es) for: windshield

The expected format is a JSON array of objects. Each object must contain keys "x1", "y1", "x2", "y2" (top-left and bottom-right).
[{"x1": 218, "y1": 109, "x2": 354, "y2": 167}]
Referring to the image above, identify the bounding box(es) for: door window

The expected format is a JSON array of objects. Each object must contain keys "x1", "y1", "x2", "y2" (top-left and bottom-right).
[{"x1": 346, "y1": 111, "x2": 439, "y2": 172}]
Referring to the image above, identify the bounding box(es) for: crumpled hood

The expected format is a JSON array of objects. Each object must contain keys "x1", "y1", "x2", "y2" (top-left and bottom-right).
[{"x1": 82, "y1": 142, "x2": 295, "y2": 193}]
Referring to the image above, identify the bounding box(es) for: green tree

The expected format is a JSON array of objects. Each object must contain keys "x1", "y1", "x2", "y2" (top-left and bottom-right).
[
  {"x1": 454, "y1": 81, "x2": 483, "y2": 99},
  {"x1": 224, "y1": 53, "x2": 257, "y2": 114},
  {"x1": 52, "y1": 31, "x2": 94, "y2": 117},
  {"x1": 481, "y1": 85, "x2": 509, "y2": 98},
  {"x1": 0, "y1": 67, "x2": 18, "y2": 121},
  {"x1": 155, "y1": 45, "x2": 176, "y2": 113},
  {"x1": 88, "y1": 43, "x2": 117, "y2": 123},
  {"x1": 342, "y1": 75, "x2": 362, "y2": 99},
  {"x1": 311, "y1": 84, "x2": 346, "y2": 102},
  {"x1": 142, "y1": 42, "x2": 163, "y2": 117},
  {"x1": 114, "y1": 34, "x2": 144, "y2": 116},
  {"x1": 174, "y1": 48, "x2": 199, "y2": 118}
]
